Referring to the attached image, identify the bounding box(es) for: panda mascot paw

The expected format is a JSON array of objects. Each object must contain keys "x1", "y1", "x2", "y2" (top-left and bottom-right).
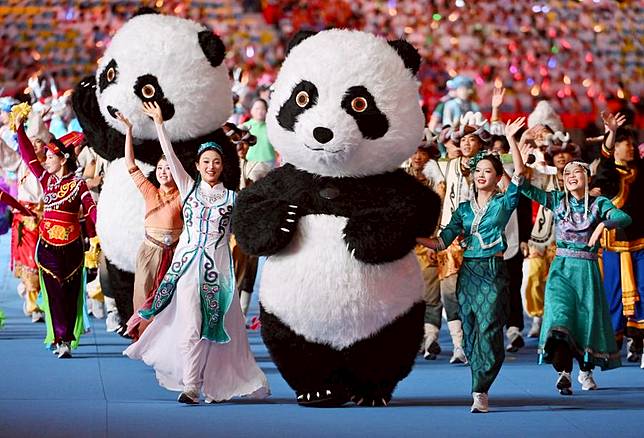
[
  {"x1": 233, "y1": 182, "x2": 302, "y2": 256},
  {"x1": 234, "y1": 29, "x2": 441, "y2": 407},
  {"x1": 72, "y1": 9, "x2": 239, "y2": 322}
]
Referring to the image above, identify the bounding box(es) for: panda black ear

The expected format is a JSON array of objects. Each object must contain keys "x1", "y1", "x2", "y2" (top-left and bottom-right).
[
  {"x1": 133, "y1": 7, "x2": 159, "y2": 17},
  {"x1": 388, "y1": 40, "x2": 421, "y2": 75},
  {"x1": 198, "y1": 30, "x2": 226, "y2": 68},
  {"x1": 286, "y1": 30, "x2": 317, "y2": 56}
]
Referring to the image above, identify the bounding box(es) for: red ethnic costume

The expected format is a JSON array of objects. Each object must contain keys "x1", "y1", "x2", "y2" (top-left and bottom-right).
[
  {"x1": 18, "y1": 124, "x2": 97, "y2": 352},
  {"x1": 0, "y1": 116, "x2": 46, "y2": 317}
]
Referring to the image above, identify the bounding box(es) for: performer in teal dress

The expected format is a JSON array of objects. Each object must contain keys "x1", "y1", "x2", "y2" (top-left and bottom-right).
[
  {"x1": 507, "y1": 120, "x2": 632, "y2": 395},
  {"x1": 418, "y1": 119, "x2": 526, "y2": 413}
]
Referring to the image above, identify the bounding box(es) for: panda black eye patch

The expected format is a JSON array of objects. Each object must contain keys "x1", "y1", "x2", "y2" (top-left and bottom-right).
[
  {"x1": 277, "y1": 80, "x2": 318, "y2": 132},
  {"x1": 341, "y1": 86, "x2": 389, "y2": 140},
  {"x1": 98, "y1": 59, "x2": 118, "y2": 93},
  {"x1": 134, "y1": 74, "x2": 176, "y2": 121}
]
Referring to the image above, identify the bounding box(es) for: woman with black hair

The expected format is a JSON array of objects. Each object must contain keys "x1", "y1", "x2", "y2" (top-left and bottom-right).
[
  {"x1": 417, "y1": 117, "x2": 526, "y2": 413},
  {"x1": 125, "y1": 102, "x2": 269, "y2": 405},
  {"x1": 16, "y1": 115, "x2": 96, "y2": 359}
]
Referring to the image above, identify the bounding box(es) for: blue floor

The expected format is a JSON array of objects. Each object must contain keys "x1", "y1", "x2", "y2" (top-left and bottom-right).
[{"x1": 1, "y1": 233, "x2": 643, "y2": 438}]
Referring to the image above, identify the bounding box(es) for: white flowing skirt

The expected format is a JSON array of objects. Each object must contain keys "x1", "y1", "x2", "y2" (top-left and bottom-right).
[{"x1": 124, "y1": 259, "x2": 269, "y2": 402}]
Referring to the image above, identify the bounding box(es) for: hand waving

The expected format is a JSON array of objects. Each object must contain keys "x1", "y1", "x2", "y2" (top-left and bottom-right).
[
  {"x1": 115, "y1": 111, "x2": 132, "y2": 130},
  {"x1": 601, "y1": 111, "x2": 627, "y2": 133},
  {"x1": 504, "y1": 117, "x2": 526, "y2": 139},
  {"x1": 491, "y1": 87, "x2": 506, "y2": 108},
  {"x1": 141, "y1": 101, "x2": 164, "y2": 125}
]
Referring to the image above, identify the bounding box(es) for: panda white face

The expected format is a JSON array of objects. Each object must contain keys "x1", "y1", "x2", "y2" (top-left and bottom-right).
[
  {"x1": 267, "y1": 30, "x2": 425, "y2": 178},
  {"x1": 96, "y1": 14, "x2": 232, "y2": 142}
]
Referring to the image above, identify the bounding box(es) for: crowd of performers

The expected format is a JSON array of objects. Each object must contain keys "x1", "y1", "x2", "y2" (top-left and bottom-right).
[{"x1": 0, "y1": 81, "x2": 641, "y2": 413}]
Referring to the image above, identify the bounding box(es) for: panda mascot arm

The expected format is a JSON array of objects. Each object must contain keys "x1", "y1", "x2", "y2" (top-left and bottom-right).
[
  {"x1": 343, "y1": 171, "x2": 441, "y2": 264},
  {"x1": 232, "y1": 164, "x2": 303, "y2": 256}
]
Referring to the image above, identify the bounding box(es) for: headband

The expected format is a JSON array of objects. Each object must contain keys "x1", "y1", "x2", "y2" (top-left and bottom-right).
[{"x1": 198, "y1": 141, "x2": 224, "y2": 156}]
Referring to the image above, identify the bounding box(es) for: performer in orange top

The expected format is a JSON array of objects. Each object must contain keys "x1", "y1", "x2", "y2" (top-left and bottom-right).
[
  {"x1": 116, "y1": 112, "x2": 184, "y2": 340},
  {"x1": 16, "y1": 114, "x2": 96, "y2": 358}
]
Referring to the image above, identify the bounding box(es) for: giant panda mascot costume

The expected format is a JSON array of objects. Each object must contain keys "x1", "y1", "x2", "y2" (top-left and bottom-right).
[
  {"x1": 233, "y1": 30, "x2": 441, "y2": 407},
  {"x1": 72, "y1": 9, "x2": 239, "y2": 327}
]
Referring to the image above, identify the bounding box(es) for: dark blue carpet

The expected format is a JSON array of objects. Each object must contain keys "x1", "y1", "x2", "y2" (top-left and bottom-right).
[{"x1": 1, "y1": 233, "x2": 643, "y2": 437}]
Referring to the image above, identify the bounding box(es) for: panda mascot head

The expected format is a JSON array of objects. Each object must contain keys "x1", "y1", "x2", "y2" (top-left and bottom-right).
[
  {"x1": 72, "y1": 10, "x2": 240, "y2": 317},
  {"x1": 267, "y1": 29, "x2": 425, "y2": 177},
  {"x1": 73, "y1": 9, "x2": 239, "y2": 189}
]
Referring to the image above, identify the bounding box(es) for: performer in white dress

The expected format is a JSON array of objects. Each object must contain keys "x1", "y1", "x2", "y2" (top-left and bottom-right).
[{"x1": 124, "y1": 102, "x2": 269, "y2": 404}]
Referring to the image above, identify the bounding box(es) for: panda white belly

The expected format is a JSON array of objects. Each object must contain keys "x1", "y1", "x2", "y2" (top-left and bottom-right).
[
  {"x1": 96, "y1": 158, "x2": 152, "y2": 272},
  {"x1": 260, "y1": 214, "x2": 424, "y2": 350}
]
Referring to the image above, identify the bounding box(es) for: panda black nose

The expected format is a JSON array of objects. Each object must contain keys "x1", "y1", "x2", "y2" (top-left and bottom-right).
[{"x1": 313, "y1": 127, "x2": 334, "y2": 144}]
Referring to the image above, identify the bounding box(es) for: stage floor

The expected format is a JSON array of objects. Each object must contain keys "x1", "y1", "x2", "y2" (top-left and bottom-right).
[{"x1": 1, "y1": 234, "x2": 642, "y2": 437}]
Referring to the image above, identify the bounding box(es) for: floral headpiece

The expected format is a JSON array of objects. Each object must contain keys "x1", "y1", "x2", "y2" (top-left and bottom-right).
[
  {"x1": 545, "y1": 131, "x2": 580, "y2": 160},
  {"x1": 468, "y1": 149, "x2": 500, "y2": 170}
]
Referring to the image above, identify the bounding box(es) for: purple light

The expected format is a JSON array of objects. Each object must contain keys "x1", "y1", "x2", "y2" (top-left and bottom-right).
[{"x1": 547, "y1": 57, "x2": 557, "y2": 69}]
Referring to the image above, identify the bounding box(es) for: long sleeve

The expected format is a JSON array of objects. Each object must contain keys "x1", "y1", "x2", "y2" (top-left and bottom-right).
[
  {"x1": 17, "y1": 123, "x2": 48, "y2": 186},
  {"x1": 79, "y1": 180, "x2": 97, "y2": 237},
  {"x1": 520, "y1": 181, "x2": 561, "y2": 212},
  {"x1": 129, "y1": 166, "x2": 157, "y2": 199},
  {"x1": 597, "y1": 196, "x2": 632, "y2": 230},
  {"x1": 155, "y1": 123, "x2": 193, "y2": 197},
  {"x1": 0, "y1": 189, "x2": 33, "y2": 216},
  {"x1": 501, "y1": 174, "x2": 524, "y2": 212},
  {"x1": 438, "y1": 204, "x2": 464, "y2": 249}
]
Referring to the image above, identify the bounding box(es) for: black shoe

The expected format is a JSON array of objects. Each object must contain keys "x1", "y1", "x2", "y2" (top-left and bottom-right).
[
  {"x1": 424, "y1": 341, "x2": 441, "y2": 360},
  {"x1": 177, "y1": 391, "x2": 199, "y2": 404},
  {"x1": 556, "y1": 372, "x2": 573, "y2": 396},
  {"x1": 506, "y1": 334, "x2": 525, "y2": 353}
]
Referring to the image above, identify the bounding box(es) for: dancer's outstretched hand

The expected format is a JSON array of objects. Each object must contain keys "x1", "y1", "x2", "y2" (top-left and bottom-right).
[
  {"x1": 115, "y1": 111, "x2": 132, "y2": 130},
  {"x1": 142, "y1": 101, "x2": 163, "y2": 125},
  {"x1": 588, "y1": 222, "x2": 605, "y2": 247},
  {"x1": 504, "y1": 117, "x2": 525, "y2": 139}
]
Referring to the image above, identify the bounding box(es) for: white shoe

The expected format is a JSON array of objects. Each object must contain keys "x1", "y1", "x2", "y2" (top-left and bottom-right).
[
  {"x1": 641, "y1": 354, "x2": 644, "y2": 369},
  {"x1": 528, "y1": 317, "x2": 542, "y2": 338},
  {"x1": 57, "y1": 342, "x2": 72, "y2": 359},
  {"x1": 105, "y1": 310, "x2": 121, "y2": 332},
  {"x1": 90, "y1": 299, "x2": 105, "y2": 319},
  {"x1": 450, "y1": 346, "x2": 468, "y2": 364},
  {"x1": 626, "y1": 338, "x2": 642, "y2": 363},
  {"x1": 577, "y1": 370, "x2": 597, "y2": 390},
  {"x1": 16, "y1": 282, "x2": 26, "y2": 298},
  {"x1": 471, "y1": 392, "x2": 488, "y2": 413}
]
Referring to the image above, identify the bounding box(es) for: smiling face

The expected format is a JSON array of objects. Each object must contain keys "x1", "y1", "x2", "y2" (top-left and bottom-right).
[
  {"x1": 196, "y1": 149, "x2": 223, "y2": 185},
  {"x1": 95, "y1": 14, "x2": 232, "y2": 142},
  {"x1": 473, "y1": 158, "x2": 502, "y2": 191},
  {"x1": 411, "y1": 148, "x2": 430, "y2": 171},
  {"x1": 563, "y1": 163, "x2": 588, "y2": 193},
  {"x1": 267, "y1": 30, "x2": 424, "y2": 177},
  {"x1": 155, "y1": 157, "x2": 175, "y2": 187}
]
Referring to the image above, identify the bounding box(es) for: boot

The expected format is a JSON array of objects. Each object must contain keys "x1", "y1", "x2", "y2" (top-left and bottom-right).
[
  {"x1": 240, "y1": 291, "x2": 252, "y2": 316},
  {"x1": 423, "y1": 323, "x2": 441, "y2": 360},
  {"x1": 505, "y1": 326, "x2": 525, "y2": 352},
  {"x1": 528, "y1": 317, "x2": 542, "y2": 338},
  {"x1": 104, "y1": 296, "x2": 120, "y2": 333},
  {"x1": 448, "y1": 320, "x2": 467, "y2": 364}
]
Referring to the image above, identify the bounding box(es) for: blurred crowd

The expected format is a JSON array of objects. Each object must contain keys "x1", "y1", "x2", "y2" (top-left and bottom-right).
[{"x1": 1, "y1": 1, "x2": 641, "y2": 127}]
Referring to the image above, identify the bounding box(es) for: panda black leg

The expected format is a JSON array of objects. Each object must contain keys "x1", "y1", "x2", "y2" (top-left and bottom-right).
[
  {"x1": 260, "y1": 306, "x2": 351, "y2": 407},
  {"x1": 344, "y1": 302, "x2": 425, "y2": 407}
]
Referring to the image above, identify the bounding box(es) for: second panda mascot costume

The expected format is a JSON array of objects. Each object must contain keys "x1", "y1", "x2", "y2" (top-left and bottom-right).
[
  {"x1": 72, "y1": 9, "x2": 239, "y2": 331},
  {"x1": 233, "y1": 30, "x2": 441, "y2": 407}
]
